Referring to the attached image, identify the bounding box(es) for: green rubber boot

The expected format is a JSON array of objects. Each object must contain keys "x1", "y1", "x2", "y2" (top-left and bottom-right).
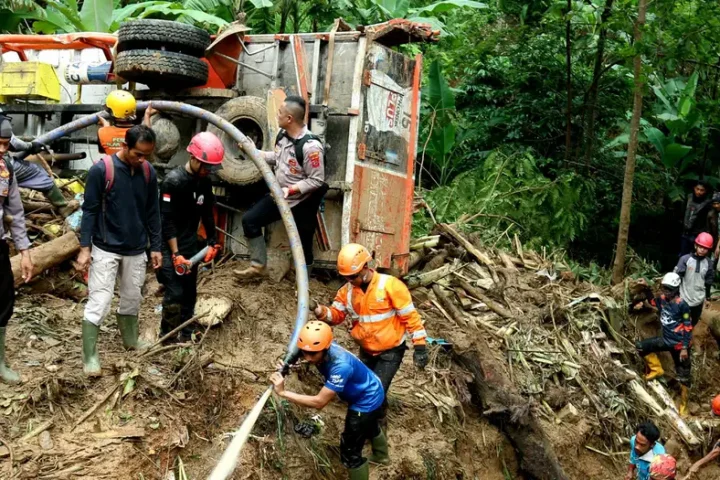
[
  {"x1": 82, "y1": 320, "x2": 101, "y2": 376},
  {"x1": 348, "y1": 461, "x2": 369, "y2": 480},
  {"x1": 0, "y1": 327, "x2": 20, "y2": 384},
  {"x1": 368, "y1": 430, "x2": 391, "y2": 466},
  {"x1": 44, "y1": 184, "x2": 77, "y2": 217},
  {"x1": 116, "y1": 314, "x2": 150, "y2": 350}
]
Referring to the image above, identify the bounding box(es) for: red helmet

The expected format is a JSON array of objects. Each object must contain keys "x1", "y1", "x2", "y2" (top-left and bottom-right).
[
  {"x1": 649, "y1": 454, "x2": 676, "y2": 480},
  {"x1": 695, "y1": 232, "x2": 713, "y2": 249},
  {"x1": 187, "y1": 132, "x2": 224, "y2": 170},
  {"x1": 712, "y1": 395, "x2": 720, "y2": 416}
]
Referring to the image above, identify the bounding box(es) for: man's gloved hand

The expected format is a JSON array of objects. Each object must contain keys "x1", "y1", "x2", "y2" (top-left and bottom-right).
[
  {"x1": 203, "y1": 244, "x2": 222, "y2": 263},
  {"x1": 413, "y1": 345, "x2": 428, "y2": 369},
  {"x1": 30, "y1": 141, "x2": 48, "y2": 155},
  {"x1": 172, "y1": 254, "x2": 192, "y2": 274}
]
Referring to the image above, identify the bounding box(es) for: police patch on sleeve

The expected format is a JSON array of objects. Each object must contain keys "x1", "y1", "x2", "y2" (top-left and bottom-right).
[{"x1": 308, "y1": 151, "x2": 321, "y2": 168}]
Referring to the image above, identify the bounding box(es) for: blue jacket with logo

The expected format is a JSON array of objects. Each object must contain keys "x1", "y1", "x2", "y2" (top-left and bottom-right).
[
  {"x1": 317, "y1": 343, "x2": 384, "y2": 413},
  {"x1": 651, "y1": 295, "x2": 692, "y2": 350}
]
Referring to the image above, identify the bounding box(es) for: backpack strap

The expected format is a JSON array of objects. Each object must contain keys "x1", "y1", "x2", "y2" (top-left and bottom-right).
[
  {"x1": 275, "y1": 129, "x2": 322, "y2": 167},
  {"x1": 98, "y1": 155, "x2": 114, "y2": 216},
  {"x1": 2, "y1": 156, "x2": 13, "y2": 206},
  {"x1": 142, "y1": 161, "x2": 150, "y2": 185}
]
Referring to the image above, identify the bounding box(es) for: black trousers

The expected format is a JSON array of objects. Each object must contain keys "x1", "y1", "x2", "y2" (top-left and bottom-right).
[
  {"x1": 689, "y1": 303, "x2": 704, "y2": 327},
  {"x1": 340, "y1": 407, "x2": 382, "y2": 469},
  {"x1": 637, "y1": 337, "x2": 692, "y2": 386},
  {"x1": 359, "y1": 343, "x2": 407, "y2": 419},
  {"x1": 241, "y1": 185, "x2": 328, "y2": 266},
  {"x1": 156, "y1": 250, "x2": 198, "y2": 335},
  {"x1": 0, "y1": 241, "x2": 14, "y2": 328}
]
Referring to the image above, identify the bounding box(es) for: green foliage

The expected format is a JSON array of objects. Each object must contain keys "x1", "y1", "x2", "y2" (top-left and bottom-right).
[{"x1": 415, "y1": 150, "x2": 589, "y2": 250}]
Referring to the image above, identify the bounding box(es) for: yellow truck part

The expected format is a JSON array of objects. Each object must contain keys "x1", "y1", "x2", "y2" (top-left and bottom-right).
[{"x1": 0, "y1": 62, "x2": 61, "y2": 101}]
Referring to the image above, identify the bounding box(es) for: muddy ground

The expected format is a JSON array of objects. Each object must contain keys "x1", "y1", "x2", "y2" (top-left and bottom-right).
[{"x1": 1, "y1": 260, "x2": 720, "y2": 479}]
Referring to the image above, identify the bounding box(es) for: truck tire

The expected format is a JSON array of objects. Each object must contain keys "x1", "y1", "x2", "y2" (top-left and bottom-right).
[
  {"x1": 117, "y1": 19, "x2": 211, "y2": 58},
  {"x1": 114, "y1": 50, "x2": 208, "y2": 88},
  {"x1": 209, "y1": 96, "x2": 270, "y2": 186}
]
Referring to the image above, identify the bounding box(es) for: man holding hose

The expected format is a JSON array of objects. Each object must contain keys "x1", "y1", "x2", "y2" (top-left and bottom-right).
[
  {"x1": 157, "y1": 132, "x2": 224, "y2": 341},
  {"x1": 270, "y1": 321, "x2": 388, "y2": 480}
]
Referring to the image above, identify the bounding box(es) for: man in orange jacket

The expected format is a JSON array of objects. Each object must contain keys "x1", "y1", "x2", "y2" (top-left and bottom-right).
[{"x1": 314, "y1": 243, "x2": 428, "y2": 421}]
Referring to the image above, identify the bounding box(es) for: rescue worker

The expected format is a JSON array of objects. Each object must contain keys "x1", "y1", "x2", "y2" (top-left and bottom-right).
[
  {"x1": 708, "y1": 192, "x2": 720, "y2": 253},
  {"x1": 680, "y1": 180, "x2": 712, "y2": 256},
  {"x1": 649, "y1": 454, "x2": 676, "y2": 480},
  {"x1": 97, "y1": 91, "x2": 155, "y2": 156},
  {"x1": 269, "y1": 321, "x2": 387, "y2": 480},
  {"x1": 0, "y1": 116, "x2": 76, "y2": 217},
  {"x1": 675, "y1": 232, "x2": 714, "y2": 327},
  {"x1": 0, "y1": 130, "x2": 34, "y2": 384},
  {"x1": 234, "y1": 95, "x2": 327, "y2": 279},
  {"x1": 76, "y1": 125, "x2": 162, "y2": 376},
  {"x1": 158, "y1": 132, "x2": 224, "y2": 341},
  {"x1": 313, "y1": 243, "x2": 428, "y2": 422},
  {"x1": 625, "y1": 421, "x2": 665, "y2": 480},
  {"x1": 636, "y1": 272, "x2": 693, "y2": 415},
  {"x1": 683, "y1": 398, "x2": 720, "y2": 480}
]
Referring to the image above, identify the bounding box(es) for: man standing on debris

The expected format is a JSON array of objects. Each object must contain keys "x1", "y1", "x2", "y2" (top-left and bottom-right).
[
  {"x1": 680, "y1": 180, "x2": 713, "y2": 256},
  {"x1": 97, "y1": 91, "x2": 156, "y2": 156},
  {"x1": 314, "y1": 243, "x2": 428, "y2": 423},
  {"x1": 0, "y1": 115, "x2": 77, "y2": 217},
  {"x1": 626, "y1": 421, "x2": 665, "y2": 480},
  {"x1": 234, "y1": 96, "x2": 327, "y2": 279},
  {"x1": 270, "y1": 321, "x2": 387, "y2": 480},
  {"x1": 157, "y1": 132, "x2": 224, "y2": 341},
  {"x1": 0, "y1": 129, "x2": 34, "y2": 384},
  {"x1": 76, "y1": 125, "x2": 162, "y2": 376},
  {"x1": 675, "y1": 232, "x2": 714, "y2": 327},
  {"x1": 636, "y1": 272, "x2": 693, "y2": 415}
]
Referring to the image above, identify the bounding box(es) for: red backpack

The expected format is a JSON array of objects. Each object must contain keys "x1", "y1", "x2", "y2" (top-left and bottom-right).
[{"x1": 94, "y1": 155, "x2": 151, "y2": 213}]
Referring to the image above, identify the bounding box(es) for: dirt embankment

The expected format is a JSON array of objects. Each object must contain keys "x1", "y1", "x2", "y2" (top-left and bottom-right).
[{"x1": 2, "y1": 248, "x2": 720, "y2": 479}]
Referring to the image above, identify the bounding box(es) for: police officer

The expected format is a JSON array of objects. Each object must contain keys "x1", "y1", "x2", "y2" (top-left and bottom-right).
[
  {"x1": 0, "y1": 120, "x2": 34, "y2": 383},
  {"x1": 234, "y1": 95, "x2": 327, "y2": 279},
  {"x1": 158, "y1": 132, "x2": 224, "y2": 340}
]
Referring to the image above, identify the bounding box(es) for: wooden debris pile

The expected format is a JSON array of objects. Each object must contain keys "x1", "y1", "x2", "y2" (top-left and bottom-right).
[{"x1": 405, "y1": 223, "x2": 704, "y2": 458}]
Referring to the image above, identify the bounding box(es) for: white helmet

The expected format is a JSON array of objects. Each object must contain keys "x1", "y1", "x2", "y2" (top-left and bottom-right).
[{"x1": 661, "y1": 272, "x2": 681, "y2": 288}]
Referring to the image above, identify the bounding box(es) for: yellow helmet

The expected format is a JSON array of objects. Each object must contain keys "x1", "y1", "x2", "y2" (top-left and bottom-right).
[{"x1": 105, "y1": 90, "x2": 136, "y2": 120}]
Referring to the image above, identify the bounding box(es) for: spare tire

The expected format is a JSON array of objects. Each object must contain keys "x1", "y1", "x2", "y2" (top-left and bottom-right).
[
  {"x1": 150, "y1": 116, "x2": 181, "y2": 161},
  {"x1": 117, "y1": 19, "x2": 211, "y2": 58},
  {"x1": 209, "y1": 96, "x2": 270, "y2": 186},
  {"x1": 115, "y1": 50, "x2": 208, "y2": 88}
]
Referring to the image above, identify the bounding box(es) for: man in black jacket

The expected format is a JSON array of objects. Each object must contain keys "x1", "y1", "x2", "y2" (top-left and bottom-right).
[
  {"x1": 157, "y1": 132, "x2": 224, "y2": 341},
  {"x1": 680, "y1": 180, "x2": 713, "y2": 256},
  {"x1": 76, "y1": 125, "x2": 162, "y2": 376}
]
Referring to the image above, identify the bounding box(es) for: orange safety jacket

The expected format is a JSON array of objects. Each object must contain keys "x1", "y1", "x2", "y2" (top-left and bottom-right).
[
  {"x1": 319, "y1": 271, "x2": 426, "y2": 355},
  {"x1": 98, "y1": 126, "x2": 129, "y2": 155}
]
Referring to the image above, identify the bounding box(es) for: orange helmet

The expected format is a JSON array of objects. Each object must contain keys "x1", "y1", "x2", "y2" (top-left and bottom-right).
[
  {"x1": 297, "y1": 321, "x2": 333, "y2": 352},
  {"x1": 712, "y1": 395, "x2": 720, "y2": 416},
  {"x1": 649, "y1": 454, "x2": 676, "y2": 480},
  {"x1": 337, "y1": 243, "x2": 372, "y2": 276}
]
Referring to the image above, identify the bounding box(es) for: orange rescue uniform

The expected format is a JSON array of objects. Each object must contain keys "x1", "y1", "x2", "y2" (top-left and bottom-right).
[
  {"x1": 98, "y1": 126, "x2": 129, "y2": 155},
  {"x1": 319, "y1": 271, "x2": 426, "y2": 355}
]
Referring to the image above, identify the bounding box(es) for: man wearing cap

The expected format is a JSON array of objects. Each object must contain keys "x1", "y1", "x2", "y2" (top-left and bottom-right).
[
  {"x1": 157, "y1": 132, "x2": 224, "y2": 341},
  {"x1": 0, "y1": 125, "x2": 34, "y2": 384}
]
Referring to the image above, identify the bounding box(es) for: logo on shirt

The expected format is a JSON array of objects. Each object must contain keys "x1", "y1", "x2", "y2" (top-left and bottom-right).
[
  {"x1": 308, "y1": 151, "x2": 321, "y2": 168},
  {"x1": 197, "y1": 194, "x2": 204, "y2": 206},
  {"x1": 659, "y1": 309, "x2": 674, "y2": 326},
  {"x1": 162, "y1": 193, "x2": 171, "y2": 203},
  {"x1": 329, "y1": 374, "x2": 345, "y2": 387}
]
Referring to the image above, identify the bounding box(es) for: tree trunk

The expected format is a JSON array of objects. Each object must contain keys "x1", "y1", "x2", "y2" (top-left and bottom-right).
[
  {"x1": 11, "y1": 232, "x2": 80, "y2": 287},
  {"x1": 581, "y1": 0, "x2": 616, "y2": 167},
  {"x1": 564, "y1": 0, "x2": 572, "y2": 162},
  {"x1": 611, "y1": 0, "x2": 648, "y2": 285}
]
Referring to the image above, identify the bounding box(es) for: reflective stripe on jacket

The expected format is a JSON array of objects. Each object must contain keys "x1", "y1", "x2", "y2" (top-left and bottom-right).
[{"x1": 320, "y1": 271, "x2": 426, "y2": 355}]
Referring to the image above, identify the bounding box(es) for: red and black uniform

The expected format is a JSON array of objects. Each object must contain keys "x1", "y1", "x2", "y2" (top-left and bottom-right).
[
  {"x1": 157, "y1": 167, "x2": 216, "y2": 336},
  {"x1": 636, "y1": 294, "x2": 693, "y2": 386}
]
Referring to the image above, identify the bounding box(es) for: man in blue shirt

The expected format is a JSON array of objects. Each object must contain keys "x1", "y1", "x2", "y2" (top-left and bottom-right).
[
  {"x1": 626, "y1": 421, "x2": 665, "y2": 480},
  {"x1": 76, "y1": 125, "x2": 162, "y2": 376},
  {"x1": 270, "y1": 321, "x2": 386, "y2": 480}
]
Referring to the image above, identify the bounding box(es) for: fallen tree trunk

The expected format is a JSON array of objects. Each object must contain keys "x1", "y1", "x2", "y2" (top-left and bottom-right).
[
  {"x1": 437, "y1": 223, "x2": 495, "y2": 267},
  {"x1": 453, "y1": 276, "x2": 513, "y2": 319},
  {"x1": 22, "y1": 200, "x2": 54, "y2": 214},
  {"x1": 452, "y1": 337, "x2": 570, "y2": 480},
  {"x1": 11, "y1": 232, "x2": 80, "y2": 286}
]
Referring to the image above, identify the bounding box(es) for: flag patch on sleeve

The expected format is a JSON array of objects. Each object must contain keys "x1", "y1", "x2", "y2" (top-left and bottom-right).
[
  {"x1": 308, "y1": 151, "x2": 321, "y2": 168},
  {"x1": 163, "y1": 194, "x2": 171, "y2": 202}
]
